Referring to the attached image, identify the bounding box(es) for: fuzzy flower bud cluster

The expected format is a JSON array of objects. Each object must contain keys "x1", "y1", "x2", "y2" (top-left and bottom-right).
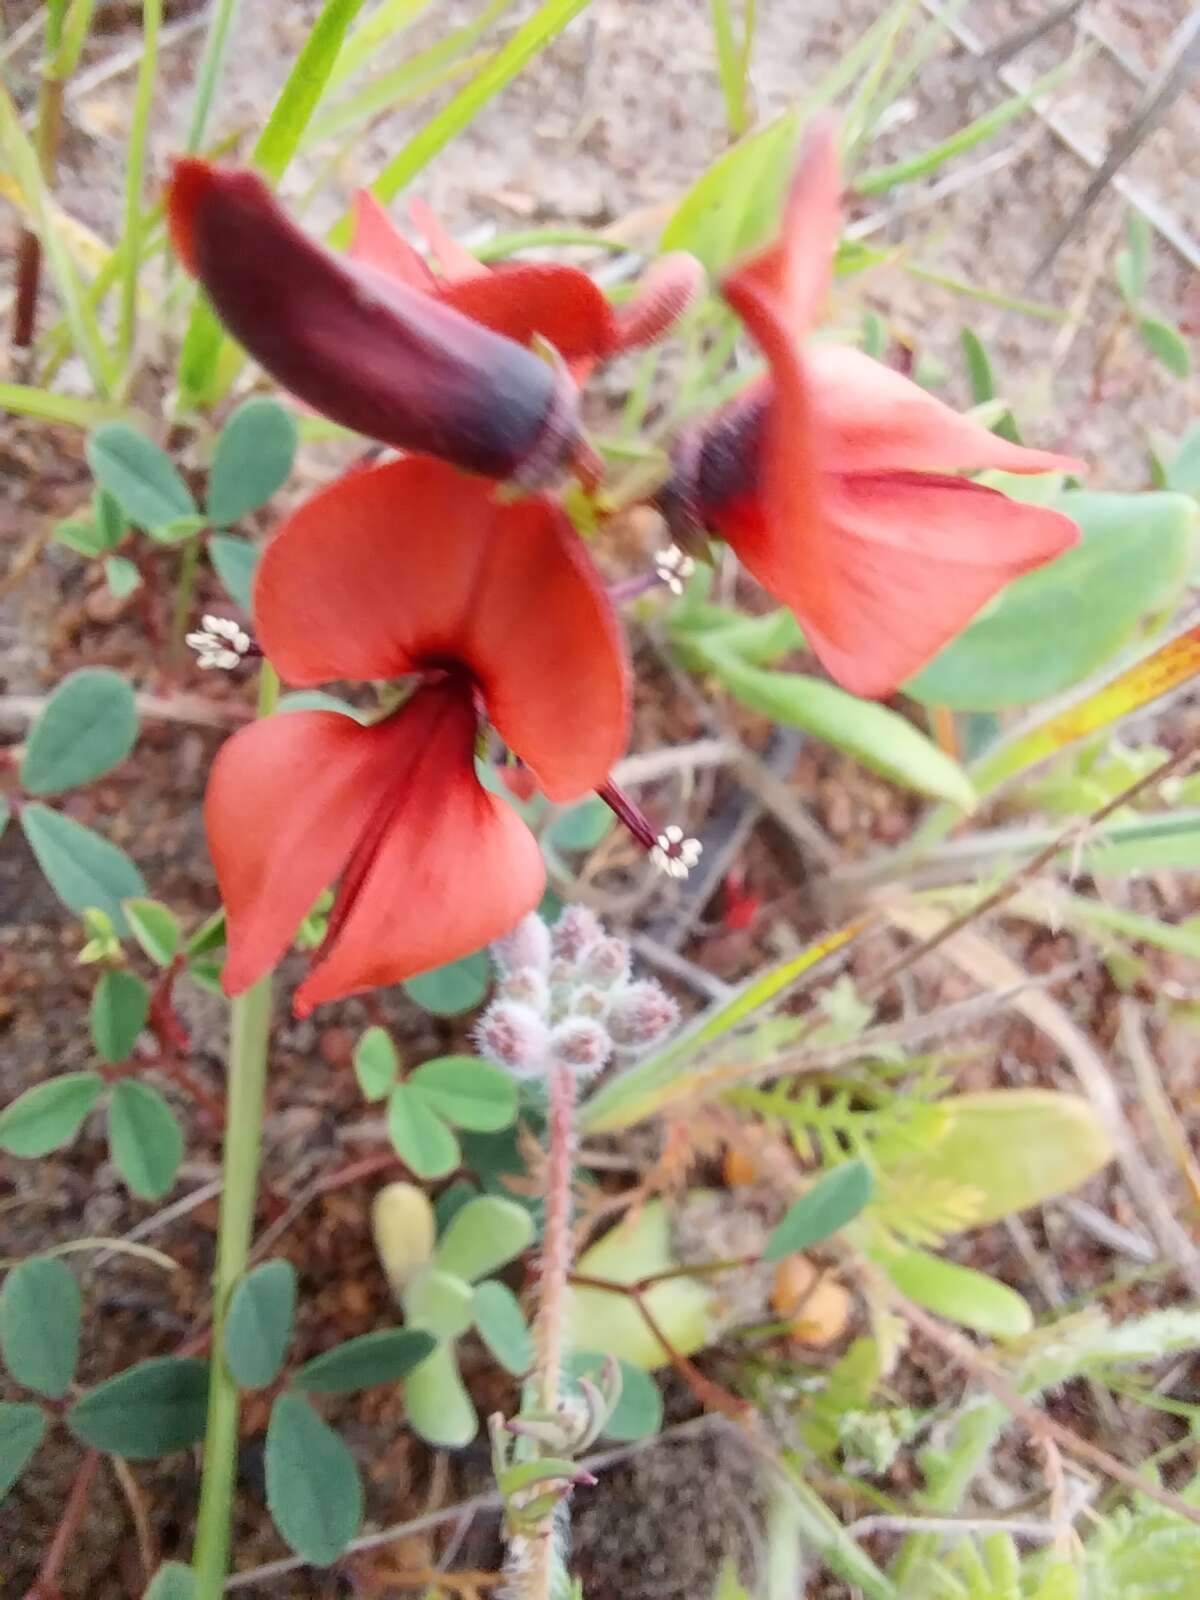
[{"x1": 478, "y1": 906, "x2": 680, "y2": 1081}]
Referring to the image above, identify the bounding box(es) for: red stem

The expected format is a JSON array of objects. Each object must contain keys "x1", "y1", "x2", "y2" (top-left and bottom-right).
[{"x1": 24, "y1": 1451, "x2": 100, "y2": 1600}]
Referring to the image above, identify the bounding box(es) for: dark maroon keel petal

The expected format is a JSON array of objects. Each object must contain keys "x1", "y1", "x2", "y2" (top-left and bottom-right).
[{"x1": 170, "y1": 160, "x2": 581, "y2": 481}]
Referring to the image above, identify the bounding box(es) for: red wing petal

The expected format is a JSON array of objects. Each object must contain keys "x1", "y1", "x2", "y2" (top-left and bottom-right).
[
  {"x1": 206, "y1": 710, "x2": 404, "y2": 996},
  {"x1": 254, "y1": 458, "x2": 629, "y2": 799},
  {"x1": 778, "y1": 472, "x2": 1080, "y2": 699},
  {"x1": 436, "y1": 262, "x2": 618, "y2": 364},
  {"x1": 807, "y1": 345, "x2": 1085, "y2": 477},
  {"x1": 349, "y1": 191, "x2": 437, "y2": 290},
  {"x1": 409, "y1": 197, "x2": 489, "y2": 282},
  {"x1": 294, "y1": 684, "x2": 544, "y2": 1015}
]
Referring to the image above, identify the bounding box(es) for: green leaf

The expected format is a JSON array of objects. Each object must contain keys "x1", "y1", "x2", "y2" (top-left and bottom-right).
[
  {"x1": 143, "y1": 1563, "x2": 198, "y2": 1600},
  {"x1": 20, "y1": 669, "x2": 138, "y2": 795},
  {"x1": 0, "y1": 1403, "x2": 47, "y2": 1503},
  {"x1": 224, "y1": 1261, "x2": 297, "y2": 1390},
  {"x1": 660, "y1": 111, "x2": 798, "y2": 272},
  {"x1": 67, "y1": 1356, "x2": 210, "y2": 1457},
  {"x1": 86, "y1": 423, "x2": 196, "y2": 533},
  {"x1": 122, "y1": 898, "x2": 182, "y2": 966},
  {"x1": 108, "y1": 1081, "x2": 183, "y2": 1199},
  {"x1": 701, "y1": 647, "x2": 975, "y2": 810},
  {"x1": 959, "y1": 327, "x2": 995, "y2": 405},
  {"x1": 0, "y1": 1072, "x2": 105, "y2": 1157},
  {"x1": 547, "y1": 795, "x2": 615, "y2": 851},
  {"x1": 1165, "y1": 423, "x2": 1200, "y2": 495},
  {"x1": 0, "y1": 1258, "x2": 82, "y2": 1398},
  {"x1": 409, "y1": 1056, "x2": 516, "y2": 1131},
  {"x1": 908, "y1": 489, "x2": 1198, "y2": 710},
  {"x1": 1114, "y1": 210, "x2": 1150, "y2": 303},
  {"x1": 90, "y1": 969, "x2": 150, "y2": 1063},
  {"x1": 353, "y1": 1026, "x2": 399, "y2": 1101},
  {"x1": 185, "y1": 906, "x2": 227, "y2": 958},
  {"x1": 54, "y1": 519, "x2": 108, "y2": 558},
  {"x1": 293, "y1": 1327, "x2": 436, "y2": 1392},
  {"x1": 20, "y1": 803, "x2": 146, "y2": 930},
  {"x1": 402, "y1": 950, "x2": 491, "y2": 1015},
  {"x1": 433, "y1": 1195, "x2": 533, "y2": 1283},
  {"x1": 387, "y1": 1083, "x2": 459, "y2": 1179},
  {"x1": 1138, "y1": 315, "x2": 1191, "y2": 377},
  {"x1": 104, "y1": 555, "x2": 143, "y2": 598},
  {"x1": 764, "y1": 1161, "x2": 874, "y2": 1261},
  {"x1": 565, "y1": 1351, "x2": 663, "y2": 1441},
  {"x1": 206, "y1": 398, "x2": 297, "y2": 526},
  {"x1": 405, "y1": 1268, "x2": 476, "y2": 1340},
  {"x1": 883, "y1": 1091, "x2": 1112, "y2": 1229},
  {"x1": 207, "y1": 533, "x2": 260, "y2": 611},
  {"x1": 265, "y1": 1392, "x2": 363, "y2": 1565},
  {"x1": 95, "y1": 489, "x2": 127, "y2": 551},
  {"x1": 151, "y1": 515, "x2": 210, "y2": 547},
  {"x1": 402, "y1": 1340, "x2": 477, "y2": 1447},
  {"x1": 472, "y1": 1281, "x2": 531, "y2": 1374},
  {"x1": 276, "y1": 689, "x2": 365, "y2": 720},
  {"x1": 873, "y1": 1245, "x2": 1033, "y2": 1341},
  {"x1": 0, "y1": 381, "x2": 124, "y2": 429}
]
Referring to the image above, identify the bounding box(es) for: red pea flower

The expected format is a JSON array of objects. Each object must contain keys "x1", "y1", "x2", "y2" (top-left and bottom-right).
[
  {"x1": 657, "y1": 117, "x2": 1085, "y2": 699},
  {"x1": 206, "y1": 458, "x2": 629, "y2": 1016},
  {"x1": 348, "y1": 189, "x2": 705, "y2": 382},
  {"x1": 168, "y1": 161, "x2": 579, "y2": 486}
]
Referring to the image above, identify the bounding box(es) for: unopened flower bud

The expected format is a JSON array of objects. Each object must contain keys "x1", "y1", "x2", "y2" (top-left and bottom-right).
[
  {"x1": 550, "y1": 904, "x2": 603, "y2": 965},
  {"x1": 548, "y1": 1017, "x2": 612, "y2": 1078},
  {"x1": 474, "y1": 1000, "x2": 550, "y2": 1078},
  {"x1": 492, "y1": 913, "x2": 552, "y2": 977},
  {"x1": 573, "y1": 986, "x2": 607, "y2": 1019},
  {"x1": 607, "y1": 980, "x2": 680, "y2": 1050},
  {"x1": 579, "y1": 935, "x2": 631, "y2": 990},
  {"x1": 498, "y1": 966, "x2": 549, "y2": 1014},
  {"x1": 168, "y1": 160, "x2": 581, "y2": 482}
]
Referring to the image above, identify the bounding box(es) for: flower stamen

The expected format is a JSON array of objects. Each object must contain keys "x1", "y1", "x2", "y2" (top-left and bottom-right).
[
  {"x1": 653, "y1": 543, "x2": 696, "y2": 595},
  {"x1": 597, "y1": 781, "x2": 702, "y2": 879},
  {"x1": 185, "y1": 615, "x2": 255, "y2": 671}
]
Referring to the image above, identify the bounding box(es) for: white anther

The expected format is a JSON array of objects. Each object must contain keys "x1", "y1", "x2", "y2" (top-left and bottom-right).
[
  {"x1": 185, "y1": 614, "x2": 252, "y2": 671},
  {"x1": 650, "y1": 824, "x2": 703, "y2": 879},
  {"x1": 654, "y1": 544, "x2": 696, "y2": 595}
]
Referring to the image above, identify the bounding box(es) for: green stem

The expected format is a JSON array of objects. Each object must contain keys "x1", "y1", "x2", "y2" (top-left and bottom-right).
[
  {"x1": 186, "y1": 0, "x2": 242, "y2": 154},
  {"x1": 117, "y1": 0, "x2": 160, "y2": 373},
  {"x1": 170, "y1": 536, "x2": 203, "y2": 662},
  {"x1": 191, "y1": 662, "x2": 278, "y2": 1596}
]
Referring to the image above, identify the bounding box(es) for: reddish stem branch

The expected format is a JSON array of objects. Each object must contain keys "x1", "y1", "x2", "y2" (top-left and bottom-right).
[{"x1": 24, "y1": 1451, "x2": 100, "y2": 1600}]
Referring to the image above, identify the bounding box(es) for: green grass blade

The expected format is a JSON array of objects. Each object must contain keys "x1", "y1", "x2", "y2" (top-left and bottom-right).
[
  {"x1": 0, "y1": 84, "x2": 115, "y2": 394},
  {"x1": 326, "y1": 0, "x2": 434, "y2": 93},
  {"x1": 854, "y1": 51, "x2": 1085, "y2": 196},
  {"x1": 117, "y1": 0, "x2": 160, "y2": 370},
  {"x1": 47, "y1": 0, "x2": 96, "y2": 79},
  {"x1": 184, "y1": 0, "x2": 241, "y2": 153},
  {"x1": 0, "y1": 382, "x2": 132, "y2": 427},
  {"x1": 333, "y1": 0, "x2": 597, "y2": 243},
  {"x1": 709, "y1": 0, "x2": 748, "y2": 136},
  {"x1": 840, "y1": 0, "x2": 918, "y2": 158}
]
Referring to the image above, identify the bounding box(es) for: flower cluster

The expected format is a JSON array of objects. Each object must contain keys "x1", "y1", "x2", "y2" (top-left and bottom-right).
[
  {"x1": 169, "y1": 116, "x2": 1083, "y2": 1015},
  {"x1": 475, "y1": 908, "x2": 680, "y2": 1081}
]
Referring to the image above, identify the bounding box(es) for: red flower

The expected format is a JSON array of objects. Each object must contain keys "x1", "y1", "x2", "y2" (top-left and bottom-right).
[
  {"x1": 168, "y1": 161, "x2": 579, "y2": 485},
  {"x1": 206, "y1": 458, "x2": 629, "y2": 1015},
  {"x1": 348, "y1": 189, "x2": 704, "y2": 381},
  {"x1": 658, "y1": 119, "x2": 1085, "y2": 699}
]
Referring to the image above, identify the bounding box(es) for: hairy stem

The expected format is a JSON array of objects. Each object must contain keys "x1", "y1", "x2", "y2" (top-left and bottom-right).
[{"x1": 190, "y1": 663, "x2": 278, "y2": 1596}]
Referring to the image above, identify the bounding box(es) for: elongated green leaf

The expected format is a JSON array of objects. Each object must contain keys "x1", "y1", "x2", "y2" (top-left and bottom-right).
[
  {"x1": 0, "y1": 383, "x2": 127, "y2": 428},
  {"x1": 353, "y1": 1026, "x2": 399, "y2": 1101},
  {"x1": 660, "y1": 111, "x2": 798, "y2": 271},
  {"x1": 402, "y1": 951, "x2": 490, "y2": 1016},
  {"x1": 403, "y1": 1339, "x2": 476, "y2": 1447},
  {"x1": 764, "y1": 1161, "x2": 874, "y2": 1261},
  {"x1": 95, "y1": 490, "x2": 127, "y2": 550},
  {"x1": 1138, "y1": 315, "x2": 1191, "y2": 378},
  {"x1": 20, "y1": 805, "x2": 146, "y2": 931},
  {"x1": 409, "y1": 1056, "x2": 516, "y2": 1131},
  {"x1": 1166, "y1": 423, "x2": 1200, "y2": 495},
  {"x1": 387, "y1": 1083, "x2": 459, "y2": 1179},
  {"x1": 433, "y1": 1195, "x2": 533, "y2": 1283},
  {"x1": 224, "y1": 1261, "x2": 297, "y2": 1389},
  {"x1": 207, "y1": 533, "x2": 259, "y2": 610},
  {"x1": 0, "y1": 1258, "x2": 82, "y2": 1398},
  {"x1": 326, "y1": 0, "x2": 433, "y2": 91},
  {"x1": 293, "y1": 1327, "x2": 436, "y2": 1392},
  {"x1": 143, "y1": 1563, "x2": 198, "y2": 1600},
  {"x1": 702, "y1": 646, "x2": 975, "y2": 809},
  {"x1": 108, "y1": 1081, "x2": 183, "y2": 1199},
  {"x1": 122, "y1": 898, "x2": 182, "y2": 966},
  {"x1": 87, "y1": 424, "x2": 196, "y2": 533},
  {"x1": 909, "y1": 488, "x2": 1197, "y2": 710},
  {"x1": 959, "y1": 327, "x2": 995, "y2": 405},
  {"x1": 472, "y1": 1280, "x2": 531, "y2": 1374},
  {"x1": 105, "y1": 555, "x2": 143, "y2": 598},
  {"x1": 265, "y1": 1392, "x2": 363, "y2": 1564},
  {"x1": 0, "y1": 1403, "x2": 47, "y2": 1503},
  {"x1": 405, "y1": 1268, "x2": 475, "y2": 1340},
  {"x1": 68, "y1": 1356, "x2": 210, "y2": 1457},
  {"x1": 206, "y1": 397, "x2": 297, "y2": 526},
  {"x1": 566, "y1": 1350, "x2": 663, "y2": 1441},
  {"x1": 0, "y1": 1072, "x2": 105, "y2": 1157},
  {"x1": 90, "y1": 970, "x2": 150, "y2": 1063},
  {"x1": 873, "y1": 1244, "x2": 1032, "y2": 1340},
  {"x1": 54, "y1": 520, "x2": 108, "y2": 558},
  {"x1": 21, "y1": 669, "x2": 138, "y2": 795}
]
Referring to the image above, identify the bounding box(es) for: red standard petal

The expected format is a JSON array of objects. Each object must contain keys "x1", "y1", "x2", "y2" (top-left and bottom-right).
[
  {"x1": 294, "y1": 683, "x2": 545, "y2": 1015},
  {"x1": 255, "y1": 458, "x2": 629, "y2": 799},
  {"x1": 807, "y1": 345, "x2": 1085, "y2": 477},
  {"x1": 409, "y1": 196, "x2": 489, "y2": 282},
  {"x1": 349, "y1": 190, "x2": 437, "y2": 290},
  {"x1": 774, "y1": 471, "x2": 1080, "y2": 699},
  {"x1": 437, "y1": 262, "x2": 618, "y2": 365},
  {"x1": 167, "y1": 160, "x2": 571, "y2": 479},
  {"x1": 206, "y1": 709, "x2": 406, "y2": 996}
]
